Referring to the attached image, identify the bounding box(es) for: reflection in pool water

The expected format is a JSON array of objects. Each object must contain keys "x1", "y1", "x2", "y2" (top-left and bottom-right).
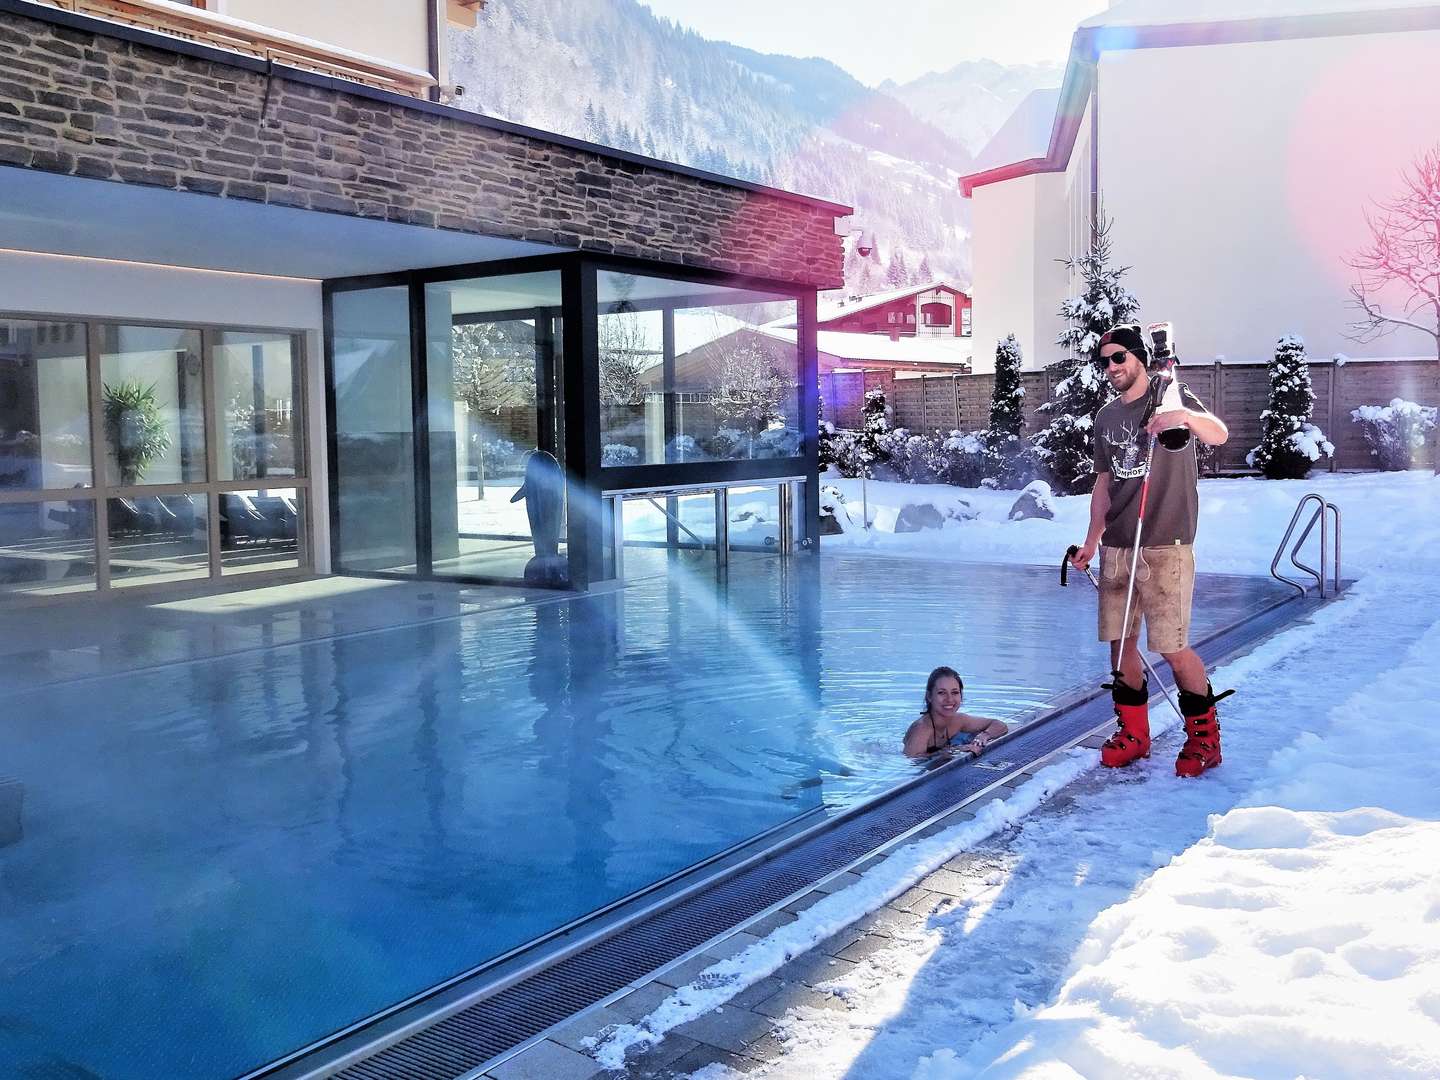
[{"x1": 0, "y1": 554, "x2": 1288, "y2": 1079}]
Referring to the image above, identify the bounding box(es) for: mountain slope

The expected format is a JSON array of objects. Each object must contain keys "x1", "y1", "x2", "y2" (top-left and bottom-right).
[
  {"x1": 447, "y1": 0, "x2": 1062, "y2": 291},
  {"x1": 883, "y1": 59, "x2": 1066, "y2": 156}
]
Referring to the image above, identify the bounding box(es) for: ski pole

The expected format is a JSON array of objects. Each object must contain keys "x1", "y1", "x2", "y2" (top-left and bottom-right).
[{"x1": 1063, "y1": 545, "x2": 1185, "y2": 724}]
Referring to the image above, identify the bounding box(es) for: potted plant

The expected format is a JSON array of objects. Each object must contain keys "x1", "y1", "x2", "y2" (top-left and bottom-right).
[{"x1": 103, "y1": 380, "x2": 171, "y2": 486}]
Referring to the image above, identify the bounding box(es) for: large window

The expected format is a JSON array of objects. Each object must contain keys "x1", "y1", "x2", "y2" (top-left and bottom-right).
[
  {"x1": 598, "y1": 272, "x2": 801, "y2": 466},
  {"x1": 0, "y1": 315, "x2": 309, "y2": 601},
  {"x1": 330, "y1": 287, "x2": 416, "y2": 574}
]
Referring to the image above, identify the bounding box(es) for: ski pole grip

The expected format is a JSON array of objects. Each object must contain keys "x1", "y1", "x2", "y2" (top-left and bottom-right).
[{"x1": 1061, "y1": 545, "x2": 1078, "y2": 586}]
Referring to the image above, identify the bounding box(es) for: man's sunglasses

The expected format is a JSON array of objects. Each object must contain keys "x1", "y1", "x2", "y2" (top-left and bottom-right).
[{"x1": 1097, "y1": 349, "x2": 1131, "y2": 367}]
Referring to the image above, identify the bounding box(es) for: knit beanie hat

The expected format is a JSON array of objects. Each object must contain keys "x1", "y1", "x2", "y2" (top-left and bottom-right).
[{"x1": 1096, "y1": 324, "x2": 1149, "y2": 361}]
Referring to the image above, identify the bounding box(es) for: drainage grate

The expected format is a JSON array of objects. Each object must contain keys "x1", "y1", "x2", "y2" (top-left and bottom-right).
[{"x1": 297, "y1": 592, "x2": 1321, "y2": 1080}]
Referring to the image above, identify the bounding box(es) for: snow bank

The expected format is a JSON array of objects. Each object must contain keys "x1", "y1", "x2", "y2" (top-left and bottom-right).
[
  {"x1": 821, "y1": 471, "x2": 1439, "y2": 578},
  {"x1": 924, "y1": 609, "x2": 1440, "y2": 1080}
]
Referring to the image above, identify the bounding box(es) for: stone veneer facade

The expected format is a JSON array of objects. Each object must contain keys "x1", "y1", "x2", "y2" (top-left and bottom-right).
[{"x1": 0, "y1": 5, "x2": 846, "y2": 287}]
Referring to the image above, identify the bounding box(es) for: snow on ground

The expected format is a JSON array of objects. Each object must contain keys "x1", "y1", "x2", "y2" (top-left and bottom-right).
[
  {"x1": 606, "y1": 470, "x2": 1440, "y2": 1078},
  {"x1": 455, "y1": 484, "x2": 782, "y2": 548},
  {"x1": 821, "y1": 470, "x2": 1427, "y2": 575}
]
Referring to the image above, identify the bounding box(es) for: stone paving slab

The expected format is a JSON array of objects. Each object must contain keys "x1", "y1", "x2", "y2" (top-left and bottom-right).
[
  {"x1": 485, "y1": 1037, "x2": 602, "y2": 1080},
  {"x1": 547, "y1": 1005, "x2": 635, "y2": 1054},
  {"x1": 654, "y1": 931, "x2": 764, "y2": 989},
  {"x1": 750, "y1": 981, "x2": 851, "y2": 1020},
  {"x1": 744, "y1": 906, "x2": 799, "y2": 937},
  {"x1": 809, "y1": 870, "x2": 863, "y2": 894},
  {"x1": 781, "y1": 889, "x2": 828, "y2": 916},
  {"x1": 672, "y1": 1003, "x2": 775, "y2": 1054},
  {"x1": 835, "y1": 932, "x2": 902, "y2": 964},
  {"x1": 607, "y1": 981, "x2": 674, "y2": 1021},
  {"x1": 595, "y1": 1034, "x2": 702, "y2": 1079}
]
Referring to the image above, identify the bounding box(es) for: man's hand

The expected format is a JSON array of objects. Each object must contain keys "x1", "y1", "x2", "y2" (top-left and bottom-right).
[
  {"x1": 1146, "y1": 409, "x2": 1192, "y2": 436},
  {"x1": 1069, "y1": 541, "x2": 1097, "y2": 570}
]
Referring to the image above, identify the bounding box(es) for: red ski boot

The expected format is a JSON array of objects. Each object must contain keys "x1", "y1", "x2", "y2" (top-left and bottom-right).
[
  {"x1": 1175, "y1": 685, "x2": 1234, "y2": 778},
  {"x1": 1100, "y1": 674, "x2": 1150, "y2": 768}
]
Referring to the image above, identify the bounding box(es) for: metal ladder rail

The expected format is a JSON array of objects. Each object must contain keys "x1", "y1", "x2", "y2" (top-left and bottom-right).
[{"x1": 1270, "y1": 492, "x2": 1343, "y2": 597}]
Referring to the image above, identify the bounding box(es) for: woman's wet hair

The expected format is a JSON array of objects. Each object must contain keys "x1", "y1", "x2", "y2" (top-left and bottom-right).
[{"x1": 923, "y1": 666, "x2": 964, "y2": 711}]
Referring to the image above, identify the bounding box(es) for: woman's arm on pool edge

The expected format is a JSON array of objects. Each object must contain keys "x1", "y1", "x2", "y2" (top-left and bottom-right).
[
  {"x1": 902, "y1": 717, "x2": 934, "y2": 758},
  {"x1": 956, "y1": 714, "x2": 1008, "y2": 752}
]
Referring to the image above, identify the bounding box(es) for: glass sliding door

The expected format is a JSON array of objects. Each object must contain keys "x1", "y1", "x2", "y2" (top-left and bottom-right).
[
  {"x1": 213, "y1": 331, "x2": 305, "y2": 575},
  {"x1": 423, "y1": 272, "x2": 566, "y2": 585},
  {"x1": 330, "y1": 286, "x2": 417, "y2": 574}
]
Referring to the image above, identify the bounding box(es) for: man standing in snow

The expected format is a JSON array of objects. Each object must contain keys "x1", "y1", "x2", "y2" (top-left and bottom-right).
[{"x1": 1068, "y1": 324, "x2": 1232, "y2": 777}]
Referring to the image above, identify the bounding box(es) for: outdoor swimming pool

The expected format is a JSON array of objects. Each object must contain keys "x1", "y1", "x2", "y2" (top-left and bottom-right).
[{"x1": 0, "y1": 554, "x2": 1290, "y2": 1078}]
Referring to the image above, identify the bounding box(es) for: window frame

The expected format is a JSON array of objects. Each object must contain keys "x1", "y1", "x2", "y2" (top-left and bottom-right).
[{"x1": 0, "y1": 309, "x2": 313, "y2": 600}]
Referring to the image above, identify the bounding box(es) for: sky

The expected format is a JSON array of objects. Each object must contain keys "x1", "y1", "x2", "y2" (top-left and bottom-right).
[{"x1": 638, "y1": 0, "x2": 1108, "y2": 86}]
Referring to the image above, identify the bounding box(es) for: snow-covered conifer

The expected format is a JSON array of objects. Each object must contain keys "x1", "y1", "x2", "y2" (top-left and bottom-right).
[
  {"x1": 1033, "y1": 212, "x2": 1138, "y2": 493},
  {"x1": 1248, "y1": 335, "x2": 1333, "y2": 479}
]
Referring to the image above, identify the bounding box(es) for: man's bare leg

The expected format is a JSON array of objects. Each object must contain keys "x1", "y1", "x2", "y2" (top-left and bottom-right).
[
  {"x1": 1110, "y1": 635, "x2": 1145, "y2": 689},
  {"x1": 1161, "y1": 647, "x2": 1208, "y2": 696}
]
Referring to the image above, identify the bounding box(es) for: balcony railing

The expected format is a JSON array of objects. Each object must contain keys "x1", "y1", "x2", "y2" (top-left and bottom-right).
[{"x1": 32, "y1": 0, "x2": 440, "y2": 98}]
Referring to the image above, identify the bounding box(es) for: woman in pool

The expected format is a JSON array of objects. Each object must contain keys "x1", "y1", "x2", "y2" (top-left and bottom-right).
[{"x1": 903, "y1": 666, "x2": 1008, "y2": 758}]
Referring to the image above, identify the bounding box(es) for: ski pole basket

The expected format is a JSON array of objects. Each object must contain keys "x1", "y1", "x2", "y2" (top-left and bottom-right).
[{"x1": 1270, "y1": 492, "x2": 1342, "y2": 597}]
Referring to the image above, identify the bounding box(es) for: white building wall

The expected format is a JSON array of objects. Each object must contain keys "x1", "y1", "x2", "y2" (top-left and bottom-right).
[
  {"x1": 970, "y1": 177, "x2": 1037, "y2": 374},
  {"x1": 1098, "y1": 30, "x2": 1440, "y2": 364},
  {"x1": 215, "y1": 0, "x2": 432, "y2": 74},
  {"x1": 1032, "y1": 170, "x2": 1071, "y2": 369},
  {"x1": 971, "y1": 99, "x2": 1090, "y2": 375},
  {"x1": 0, "y1": 250, "x2": 331, "y2": 570}
]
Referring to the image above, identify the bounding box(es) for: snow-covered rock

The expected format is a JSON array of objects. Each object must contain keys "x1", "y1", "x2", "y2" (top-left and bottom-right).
[
  {"x1": 1008, "y1": 480, "x2": 1055, "y2": 521},
  {"x1": 894, "y1": 502, "x2": 946, "y2": 532}
]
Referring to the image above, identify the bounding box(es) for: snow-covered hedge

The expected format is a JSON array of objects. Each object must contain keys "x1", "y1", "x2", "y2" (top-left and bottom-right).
[
  {"x1": 601, "y1": 442, "x2": 640, "y2": 467},
  {"x1": 820, "y1": 425, "x2": 1038, "y2": 490},
  {"x1": 1351, "y1": 398, "x2": 1438, "y2": 470}
]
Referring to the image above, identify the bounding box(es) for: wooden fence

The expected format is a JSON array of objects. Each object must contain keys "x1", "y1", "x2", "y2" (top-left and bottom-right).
[{"x1": 820, "y1": 358, "x2": 1440, "y2": 472}]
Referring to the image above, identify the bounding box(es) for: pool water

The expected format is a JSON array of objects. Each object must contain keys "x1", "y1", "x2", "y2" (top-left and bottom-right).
[{"x1": 0, "y1": 554, "x2": 1287, "y2": 1079}]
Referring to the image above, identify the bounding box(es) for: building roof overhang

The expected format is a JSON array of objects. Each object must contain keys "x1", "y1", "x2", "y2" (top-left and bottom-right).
[{"x1": 959, "y1": 2, "x2": 1440, "y2": 197}]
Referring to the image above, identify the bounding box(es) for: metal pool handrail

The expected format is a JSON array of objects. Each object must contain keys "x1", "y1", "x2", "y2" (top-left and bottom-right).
[{"x1": 1271, "y1": 492, "x2": 1342, "y2": 597}]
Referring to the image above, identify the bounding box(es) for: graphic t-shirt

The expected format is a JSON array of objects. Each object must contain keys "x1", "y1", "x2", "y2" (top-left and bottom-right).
[{"x1": 1092, "y1": 380, "x2": 1206, "y2": 548}]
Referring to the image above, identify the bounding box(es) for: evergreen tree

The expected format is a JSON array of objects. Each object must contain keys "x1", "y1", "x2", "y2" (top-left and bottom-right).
[
  {"x1": 1247, "y1": 335, "x2": 1333, "y2": 479},
  {"x1": 1033, "y1": 211, "x2": 1140, "y2": 494},
  {"x1": 988, "y1": 334, "x2": 1025, "y2": 438},
  {"x1": 856, "y1": 261, "x2": 878, "y2": 296},
  {"x1": 985, "y1": 334, "x2": 1036, "y2": 488},
  {"x1": 857, "y1": 387, "x2": 891, "y2": 477},
  {"x1": 917, "y1": 254, "x2": 934, "y2": 283},
  {"x1": 885, "y1": 248, "x2": 910, "y2": 288}
]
